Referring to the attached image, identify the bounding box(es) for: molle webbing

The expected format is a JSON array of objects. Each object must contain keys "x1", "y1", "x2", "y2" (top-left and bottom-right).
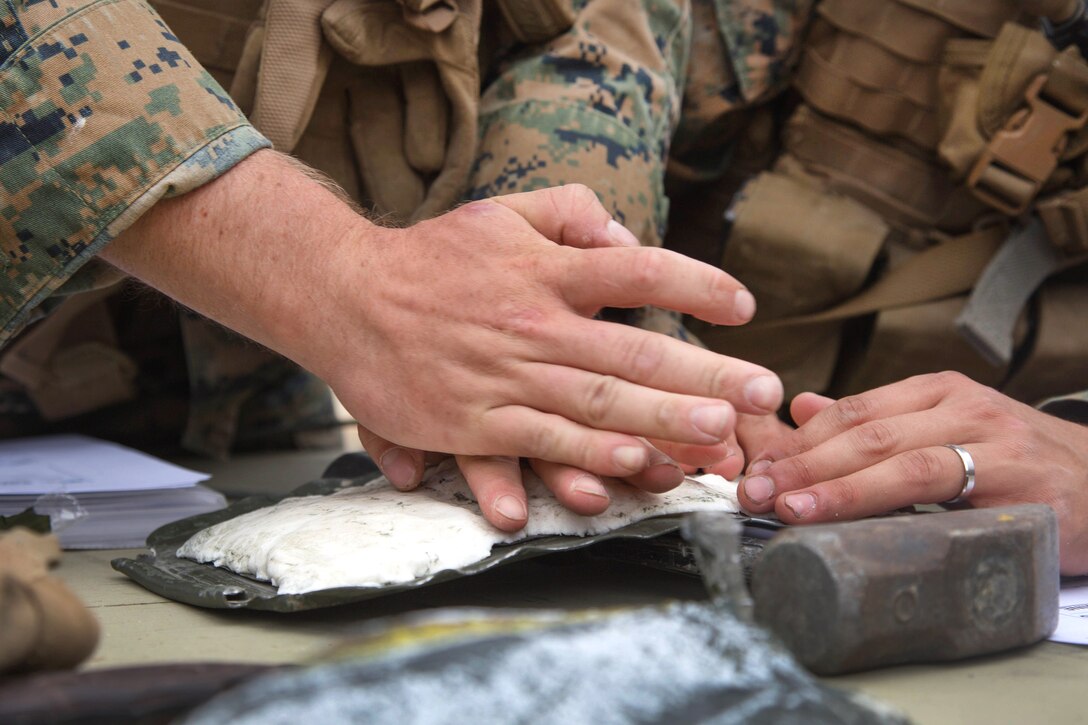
[
  {"x1": 818, "y1": 0, "x2": 978, "y2": 63},
  {"x1": 807, "y1": 18, "x2": 938, "y2": 109},
  {"x1": 795, "y1": 42, "x2": 941, "y2": 148},
  {"x1": 492, "y1": 0, "x2": 576, "y2": 43},
  {"x1": 783, "y1": 107, "x2": 988, "y2": 231},
  {"x1": 898, "y1": 0, "x2": 1023, "y2": 37}
]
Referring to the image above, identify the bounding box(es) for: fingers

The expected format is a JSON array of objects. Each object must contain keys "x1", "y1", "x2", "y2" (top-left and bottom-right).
[
  {"x1": 618, "y1": 444, "x2": 686, "y2": 493},
  {"x1": 481, "y1": 406, "x2": 656, "y2": 478},
  {"x1": 558, "y1": 246, "x2": 756, "y2": 326},
  {"x1": 649, "y1": 439, "x2": 731, "y2": 469},
  {"x1": 747, "y1": 375, "x2": 955, "y2": 465},
  {"x1": 739, "y1": 408, "x2": 966, "y2": 512},
  {"x1": 547, "y1": 318, "x2": 783, "y2": 416},
  {"x1": 488, "y1": 183, "x2": 641, "y2": 249},
  {"x1": 357, "y1": 424, "x2": 424, "y2": 490},
  {"x1": 523, "y1": 364, "x2": 740, "y2": 447},
  {"x1": 529, "y1": 459, "x2": 613, "y2": 516},
  {"x1": 769, "y1": 443, "x2": 989, "y2": 524},
  {"x1": 789, "y1": 392, "x2": 835, "y2": 427},
  {"x1": 455, "y1": 455, "x2": 529, "y2": 532}
]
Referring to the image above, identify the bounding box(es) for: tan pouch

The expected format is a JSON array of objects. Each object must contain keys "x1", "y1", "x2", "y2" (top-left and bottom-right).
[
  {"x1": 783, "y1": 105, "x2": 989, "y2": 232},
  {"x1": 721, "y1": 171, "x2": 888, "y2": 319},
  {"x1": 834, "y1": 295, "x2": 1011, "y2": 396},
  {"x1": 0, "y1": 530, "x2": 99, "y2": 674},
  {"x1": 695, "y1": 171, "x2": 888, "y2": 398},
  {"x1": 1003, "y1": 278, "x2": 1088, "y2": 403}
]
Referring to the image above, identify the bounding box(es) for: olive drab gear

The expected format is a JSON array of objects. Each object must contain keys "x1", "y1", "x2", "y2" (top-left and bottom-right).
[{"x1": 691, "y1": 0, "x2": 1088, "y2": 406}]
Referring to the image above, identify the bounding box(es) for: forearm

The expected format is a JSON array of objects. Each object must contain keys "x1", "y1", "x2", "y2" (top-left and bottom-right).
[{"x1": 100, "y1": 149, "x2": 370, "y2": 380}]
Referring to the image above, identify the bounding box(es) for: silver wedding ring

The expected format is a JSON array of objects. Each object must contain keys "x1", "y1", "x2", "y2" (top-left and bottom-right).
[{"x1": 943, "y1": 444, "x2": 976, "y2": 504}]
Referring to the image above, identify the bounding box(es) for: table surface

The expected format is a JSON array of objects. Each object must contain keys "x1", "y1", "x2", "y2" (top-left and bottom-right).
[{"x1": 56, "y1": 449, "x2": 1088, "y2": 724}]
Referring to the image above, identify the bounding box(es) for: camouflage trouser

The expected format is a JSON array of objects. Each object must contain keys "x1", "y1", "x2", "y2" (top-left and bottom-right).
[{"x1": 468, "y1": 0, "x2": 811, "y2": 337}]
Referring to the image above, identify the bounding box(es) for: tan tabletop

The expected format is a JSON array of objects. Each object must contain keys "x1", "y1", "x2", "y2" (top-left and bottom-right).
[{"x1": 56, "y1": 450, "x2": 1088, "y2": 724}]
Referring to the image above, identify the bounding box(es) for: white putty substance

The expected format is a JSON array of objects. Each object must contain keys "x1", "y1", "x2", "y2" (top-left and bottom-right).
[{"x1": 177, "y1": 460, "x2": 739, "y2": 594}]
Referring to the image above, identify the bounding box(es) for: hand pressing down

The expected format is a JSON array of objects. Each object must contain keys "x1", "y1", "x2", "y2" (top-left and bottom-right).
[{"x1": 738, "y1": 372, "x2": 1088, "y2": 575}]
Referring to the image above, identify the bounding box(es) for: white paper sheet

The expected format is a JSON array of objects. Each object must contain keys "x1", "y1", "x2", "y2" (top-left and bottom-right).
[
  {"x1": 1050, "y1": 578, "x2": 1088, "y2": 645},
  {"x1": 0, "y1": 434, "x2": 209, "y2": 495}
]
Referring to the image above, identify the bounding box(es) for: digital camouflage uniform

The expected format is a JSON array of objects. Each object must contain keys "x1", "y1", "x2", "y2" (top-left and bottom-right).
[
  {"x1": 3, "y1": 0, "x2": 1086, "y2": 455},
  {"x1": 0, "y1": 0, "x2": 334, "y2": 456}
]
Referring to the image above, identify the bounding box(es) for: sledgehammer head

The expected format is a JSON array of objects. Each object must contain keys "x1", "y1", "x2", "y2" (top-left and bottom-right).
[{"x1": 751, "y1": 505, "x2": 1059, "y2": 675}]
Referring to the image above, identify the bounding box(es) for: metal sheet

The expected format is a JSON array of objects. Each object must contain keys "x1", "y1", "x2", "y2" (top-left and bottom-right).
[{"x1": 111, "y1": 474, "x2": 700, "y2": 612}]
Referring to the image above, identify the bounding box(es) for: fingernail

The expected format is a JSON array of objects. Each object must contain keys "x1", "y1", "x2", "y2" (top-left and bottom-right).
[
  {"x1": 744, "y1": 375, "x2": 783, "y2": 411},
  {"x1": 648, "y1": 448, "x2": 677, "y2": 467},
  {"x1": 380, "y1": 448, "x2": 417, "y2": 490},
  {"x1": 607, "y1": 219, "x2": 641, "y2": 247},
  {"x1": 784, "y1": 492, "x2": 816, "y2": 519},
  {"x1": 749, "y1": 459, "x2": 771, "y2": 475},
  {"x1": 743, "y1": 475, "x2": 774, "y2": 504},
  {"x1": 572, "y1": 474, "x2": 610, "y2": 499},
  {"x1": 613, "y1": 445, "x2": 648, "y2": 472},
  {"x1": 734, "y1": 289, "x2": 757, "y2": 322},
  {"x1": 691, "y1": 405, "x2": 732, "y2": 440},
  {"x1": 495, "y1": 495, "x2": 527, "y2": 522}
]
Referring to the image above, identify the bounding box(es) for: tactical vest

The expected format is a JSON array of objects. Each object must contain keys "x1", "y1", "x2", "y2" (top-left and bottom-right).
[{"x1": 690, "y1": 0, "x2": 1088, "y2": 405}]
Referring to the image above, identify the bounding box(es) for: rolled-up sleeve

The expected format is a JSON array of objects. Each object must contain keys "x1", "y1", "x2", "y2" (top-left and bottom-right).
[{"x1": 0, "y1": 0, "x2": 269, "y2": 345}]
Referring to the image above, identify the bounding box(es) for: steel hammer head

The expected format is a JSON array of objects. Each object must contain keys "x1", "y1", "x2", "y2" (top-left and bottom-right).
[{"x1": 750, "y1": 505, "x2": 1059, "y2": 675}]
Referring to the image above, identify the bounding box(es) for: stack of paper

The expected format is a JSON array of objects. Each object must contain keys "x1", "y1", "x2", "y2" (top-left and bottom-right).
[{"x1": 0, "y1": 435, "x2": 225, "y2": 549}]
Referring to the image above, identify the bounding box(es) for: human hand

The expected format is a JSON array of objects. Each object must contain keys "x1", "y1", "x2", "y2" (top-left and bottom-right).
[
  {"x1": 313, "y1": 183, "x2": 780, "y2": 480},
  {"x1": 104, "y1": 152, "x2": 779, "y2": 492},
  {"x1": 737, "y1": 372, "x2": 1088, "y2": 574},
  {"x1": 357, "y1": 424, "x2": 730, "y2": 530}
]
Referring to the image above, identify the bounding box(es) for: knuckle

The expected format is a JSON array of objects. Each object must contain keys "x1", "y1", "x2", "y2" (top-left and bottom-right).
[
  {"x1": 897, "y1": 449, "x2": 944, "y2": 488},
  {"x1": 583, "y1": 375, "x2": 622, "y2": 426},
  {"x1": 628, "y1": 248, "x2": 667, "y2": 290},
  {"x1": 778, "y1": 456, "x2": 819, "y2": 488},
  {"x1": 932, "y1": 370, "x2": 970, "y2": 391},
  {"x1": 830, "y1": 479, "x2": 860, "y2": 511},
  {"x1": 626, "y1": 334, "x2": 665, "y2": 381},
  {"x1": 835, "y1": 394, "x2": 874, "y2": 428},
  {"x1": 851, "y1": 421, "x2": 899, "y2": 458},
  {"x1": 521, "y1": 418, "x2": 557, "y2": 459}
]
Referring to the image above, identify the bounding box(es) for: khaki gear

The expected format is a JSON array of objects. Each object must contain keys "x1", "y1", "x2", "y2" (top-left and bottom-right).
[
  {"x1": 0, "y1": 529, "x2": 99, "y2": 674},
  {"x1": 211, "y1": 0, "x2": 575, "y2": 223},
  {"x1": 689, "y1": 0, "x2": 1088, "y2": 406}
]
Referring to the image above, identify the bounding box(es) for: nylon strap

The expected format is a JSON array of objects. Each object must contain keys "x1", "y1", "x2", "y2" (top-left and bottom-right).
[
  {"x1": 796, "y1": 44, "x2": 941, "y2": 148},
  {"x1": 807, "y1": 18, "x2": 939, "y2": 109},
  {"x1": 252, "y1": 0, "x2": 335, "y2": 151},
  {"x1": 897, "y1": 0, "x2": 1021, "y2": 37},
  {"x1": 817, "y1": 0, "x2": 963, "y2": 63},
  {"x1": 784, "y1": 106, "x2": 987, "y2": 230},
  {"x1": 755, "y1": 226, "x2": 1006, "y2": 329}
]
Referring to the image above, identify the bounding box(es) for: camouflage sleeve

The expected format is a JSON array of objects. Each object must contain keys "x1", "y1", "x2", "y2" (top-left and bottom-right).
[
  {"x1": 467, "y1": 0, "x2": 691, "y2": 248},
  {"x1": 0, "y1": 0, "x2": 270, "y2": 346}
]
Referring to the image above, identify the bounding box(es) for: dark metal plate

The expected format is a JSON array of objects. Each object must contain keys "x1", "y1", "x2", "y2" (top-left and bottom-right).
[{"x1": 111, "y1": 474, "x2": 698, "y2": 612}]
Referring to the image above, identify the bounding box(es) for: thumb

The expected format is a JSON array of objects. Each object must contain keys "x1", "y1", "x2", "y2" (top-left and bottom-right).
[{"x1": 488, "y1": 183, "x2": 641, "y2": 249}]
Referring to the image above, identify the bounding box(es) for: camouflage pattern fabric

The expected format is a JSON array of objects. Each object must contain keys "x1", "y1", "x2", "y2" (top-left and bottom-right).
[
  {"x1": 0, "y1": 0, "x2": 268, "y2": 345},
  {"x1": 0, "y1": 0, "x2": 339, "y2": 457},
  {"x1": 468, "y1": 0, "x2": 691, "y2": 249}
]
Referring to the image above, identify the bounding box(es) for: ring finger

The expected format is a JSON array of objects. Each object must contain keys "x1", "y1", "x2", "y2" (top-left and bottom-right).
[{"x1": 772, "y1": 443, "x2": 990, "y2": 524}]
